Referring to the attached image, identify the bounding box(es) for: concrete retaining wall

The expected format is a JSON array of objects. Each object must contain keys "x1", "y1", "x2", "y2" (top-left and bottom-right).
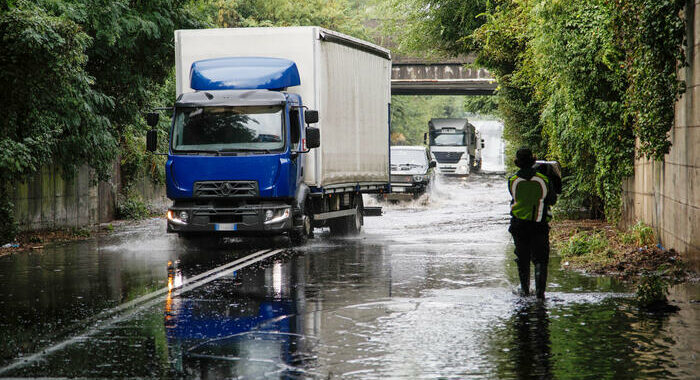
[
  {"x1": 12, "y1": 162, "x2": 167, "y2": 231},
  {"x1": 621, "y1": 1, "x2": 700, "y2": 270}
]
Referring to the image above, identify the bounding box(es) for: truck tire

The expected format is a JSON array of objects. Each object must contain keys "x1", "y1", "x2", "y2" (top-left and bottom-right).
[
  {"x1": 329, "y1": 194, "x2": 363, "y2": 236},
  {"x1": 289, "y1": 214, "x2": 311, "y2": 245},
  {"x1": 329, "y1": 218, "x2": 348, "y2": 236},
  {"x1": 329, "y1": 206, "x2": 362, "y2": 236},
  {"x1": 470, "y1": 155, "x2": 481, "y2": 172},
  {"x1": 346, "y1": 205, "x2": 363, "y2": 235},
  {"x1": 345, "y1": 193, "x2": 364, "y2": 235}
]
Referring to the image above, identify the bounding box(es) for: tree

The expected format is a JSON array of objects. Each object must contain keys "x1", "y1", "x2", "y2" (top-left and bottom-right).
[
  {"x1": 0, "y1": 0, "x2": 206, "y2": 242},
  {"x1": 388, "y1": 0, "x2": 686, "y2": 220},
  {"x1": 0, "y1": 2, "x2": 116, "y2": 241},
  {"x1": 391, "y1": 96, "x2": 466, "y2": 145}
]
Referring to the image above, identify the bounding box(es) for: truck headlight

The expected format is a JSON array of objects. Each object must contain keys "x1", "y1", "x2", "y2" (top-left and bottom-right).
[
  {"x1": 264, "y1": 208, "x2": 291, "y2": 225},
  {"x1": 457, "y1": 165, "x2": 468, "y2": 174},
  {"x1": 413, "y1": 175, "x2": 425, "y2": 182},
  {"x1": 167, "y1": 209, "x2": 187, "y2": 225}
]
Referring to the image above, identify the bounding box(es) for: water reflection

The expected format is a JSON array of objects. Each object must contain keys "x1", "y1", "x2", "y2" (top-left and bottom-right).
[
  {"x1": 509, "y1": 302, "x2": 552, "y2": 379},
  {"x1": 165, "y1": 255, "x2": 317, "y2": 379},
  {"x1": 487, "y1": 293, "x2": 700, "y2": 379}
]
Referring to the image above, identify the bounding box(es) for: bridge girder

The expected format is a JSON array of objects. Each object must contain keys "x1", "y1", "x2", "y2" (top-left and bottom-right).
[{"x1": 391, "y1": 62, "x2": 497, "y2": 96}]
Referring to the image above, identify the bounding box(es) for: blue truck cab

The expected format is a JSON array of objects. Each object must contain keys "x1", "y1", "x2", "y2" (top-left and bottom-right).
[{"x1": 146, "y1": 57, "x2": 321, "y2": 243}]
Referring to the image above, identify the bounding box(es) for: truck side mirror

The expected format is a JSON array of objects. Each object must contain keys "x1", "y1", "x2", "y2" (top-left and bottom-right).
[
  {"x1": 146, "y1": 112, "x2": 160, "y2": 127},
  {"x1": 429, "y1": 161, "x2": 437, "y2": 168},
  {"x1": 146, "y1": 129, "x2": 158, "y2": 152},
  {"x1": 423, "y1": 132, "x2": 428, "y2": 145},
  {"x1": 306, "y1": 126, "x2": 320, "y2": 149},
  {"x1": 304, "y1": 109, "x2": 319, "y2": 124}
]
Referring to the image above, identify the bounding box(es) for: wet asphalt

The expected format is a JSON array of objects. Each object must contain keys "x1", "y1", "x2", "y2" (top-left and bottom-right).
[{"x1": 0, "y1": 121, "x2": 698, "y2": 379}]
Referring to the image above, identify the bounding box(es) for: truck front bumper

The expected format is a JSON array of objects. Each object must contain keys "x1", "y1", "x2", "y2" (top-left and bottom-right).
[
  {"x1": 436, "y1": 160, "x2": 470, "y2": 175},
  {"x1": 389, "y1": 182, "x2": 427, "y2": 194},
  {"x1": 166, "y1": 203, "x2": 293, "y2": 235}
]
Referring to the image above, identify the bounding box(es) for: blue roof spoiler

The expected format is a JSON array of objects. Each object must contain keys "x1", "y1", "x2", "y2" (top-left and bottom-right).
[{"x1": 190, "y1": 57, "x2": 301, "y2": 91}]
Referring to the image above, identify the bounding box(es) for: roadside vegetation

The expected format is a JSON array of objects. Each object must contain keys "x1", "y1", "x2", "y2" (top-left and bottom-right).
[
  {"x1": 0, "y1": 0, "x2": 373, "y2": 244},
  {"x1": 383, "y1": 0, "x2": 687, "y2": 222},
  {"x1": 390, "y1": 96, "x2": 466, "y2": 145},
  {"x1": 552, "y1": 219, "x2": 687, "y2": 279},
  {"x1": 552, "y1": 219, "x2": 688, "y2": 310}
]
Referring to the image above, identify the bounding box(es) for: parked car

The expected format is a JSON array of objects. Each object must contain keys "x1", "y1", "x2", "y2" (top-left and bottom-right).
[{"x1": 384, "y1": 146, "x2": 436, "y2": 200}]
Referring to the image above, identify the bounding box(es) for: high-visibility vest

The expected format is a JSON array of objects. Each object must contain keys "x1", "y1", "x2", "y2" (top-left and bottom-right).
[{"x1": 508, "y1": 171, "x2": 552, "y2": 223}]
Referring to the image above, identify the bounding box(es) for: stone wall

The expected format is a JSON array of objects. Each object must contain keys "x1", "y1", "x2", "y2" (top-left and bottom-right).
[
  {"x1": 12, "y1": 162, "x2": 167, "y2": 231},
  {"x1": 621, "y1": 1, "x2": 700, "y2": 270}
]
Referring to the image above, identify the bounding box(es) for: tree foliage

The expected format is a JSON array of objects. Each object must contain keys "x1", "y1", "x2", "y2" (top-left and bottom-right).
[
  {"x1": 379, "y1": 0, "x2": 490, "y2": 57},
  {"x1": 0, "y1": 0, "x2": 373, "y2": 242},
  {"x1": 464, "y1": 95, "x2": 499, "y2": 117},
  {"x1": 200, "y1": 0, "x2": 367, "y2": 37},
  {"x1": 391, "y1": 0, "x2": 687, "y2": 220},
  {"x1": 391, "y1": 96, "x2": 465, "y2": 145},
  {"x1": 0, "y1": 0, "x2": 204, "y2": 241}
]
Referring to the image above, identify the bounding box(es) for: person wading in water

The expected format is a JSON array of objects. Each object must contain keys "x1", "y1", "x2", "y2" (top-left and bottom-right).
[{"x1": 508, "y1": 148, "x2": 557, "y2": 299}]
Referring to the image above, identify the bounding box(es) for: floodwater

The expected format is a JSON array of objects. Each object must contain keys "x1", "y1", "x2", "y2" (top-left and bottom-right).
[{"x1": 0, "y1": 121, "x2": 698, "y2": 379}]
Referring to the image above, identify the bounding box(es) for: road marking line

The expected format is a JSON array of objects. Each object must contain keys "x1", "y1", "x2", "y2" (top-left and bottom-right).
[{"x1": 0, "y1": 248, "x2": 285, "y2": 375}]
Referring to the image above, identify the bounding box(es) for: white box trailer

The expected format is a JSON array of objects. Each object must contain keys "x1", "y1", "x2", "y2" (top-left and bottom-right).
[{"x1": 175, "y1": 27, "x2": 392, "y2": 190}]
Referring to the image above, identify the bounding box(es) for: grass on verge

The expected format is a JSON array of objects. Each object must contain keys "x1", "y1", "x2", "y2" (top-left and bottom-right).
[{"x1": 551, "y1": 220, "x2": 686, "y2": 279}]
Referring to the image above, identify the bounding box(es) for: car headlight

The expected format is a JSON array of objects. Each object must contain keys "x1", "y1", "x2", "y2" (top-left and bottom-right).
[{"x1": 413, "y1": 175, "x2": 425, "y2": 182}]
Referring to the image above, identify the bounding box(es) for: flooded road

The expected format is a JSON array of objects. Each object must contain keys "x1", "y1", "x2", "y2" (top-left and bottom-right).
[{"x1": 0, "y1": 122, "x2": 699, "y2": 379}]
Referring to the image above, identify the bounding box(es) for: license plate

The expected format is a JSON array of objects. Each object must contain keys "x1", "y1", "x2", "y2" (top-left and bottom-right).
[
  {"x1": 215, "y1": 223, "x2": 237, "y2": 231},
  {"x1": 393, "y1": 187, "x2": 405, "y2": 192}
]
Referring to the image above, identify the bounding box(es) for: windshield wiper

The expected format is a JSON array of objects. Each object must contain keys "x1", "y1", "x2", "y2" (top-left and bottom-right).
[
  {"x1": 396, "y1": 163, "x2": 423, "y2": 167},
  {"x1": 173, "y1": 149, "x2": 221, "y2": 156},
  {"x1": 219, "y1": 148, "x2": 272, "y2": 154}
]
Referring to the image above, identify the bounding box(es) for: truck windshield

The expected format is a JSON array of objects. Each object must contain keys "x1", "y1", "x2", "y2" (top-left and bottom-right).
[
  {"x1": 172, "y1": 106, "x2": 284, "y2": 153},
  {"x1": 430, "y1": 132, "x2": 465, "y2": 146},
  {"x1": 391, "y1": 149, "x2": 428, "y2": 166}
]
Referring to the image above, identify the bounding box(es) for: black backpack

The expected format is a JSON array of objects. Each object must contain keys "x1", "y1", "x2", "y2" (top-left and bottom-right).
[{"x1": 533, "y1": 161, "x2": 562, "y2": 194}]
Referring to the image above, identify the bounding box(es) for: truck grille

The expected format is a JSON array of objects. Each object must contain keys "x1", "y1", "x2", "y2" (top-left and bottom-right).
[
  {"x1": 193, "y1": 181, "x2": 259, "y2": 198},
  {"x1": 391, "y1": 175, "x2": 414, "y2": 183},
  {"x1": 433, "y1": 151, "x2": 464, "y2": 164}
]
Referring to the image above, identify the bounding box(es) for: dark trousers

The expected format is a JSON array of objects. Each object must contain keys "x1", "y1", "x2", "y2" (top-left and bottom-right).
[{"x1": 509, "y1": 219, "x2": 550, "y2": 297}]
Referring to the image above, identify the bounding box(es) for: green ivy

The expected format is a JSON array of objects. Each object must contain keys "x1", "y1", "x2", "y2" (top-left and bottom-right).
[
  {"x1": 610, "y1": 0, "x2": 687, "y2": 160},
  {"x1": 390, "y1": 0, "x2": 687, "y2": 220},
  {"x1": 0, "y1": 0, "x2": 205, "y2": 241}
]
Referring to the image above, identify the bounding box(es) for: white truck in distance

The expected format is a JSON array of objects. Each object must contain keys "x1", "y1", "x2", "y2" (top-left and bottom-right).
[{"x1": 426, "y1": 118, "x2": 483, "y2": 175}]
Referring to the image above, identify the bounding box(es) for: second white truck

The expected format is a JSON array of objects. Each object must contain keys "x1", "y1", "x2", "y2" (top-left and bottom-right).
[{"x1": 426, "y1": 118, "x2": 483, "y2": 175}]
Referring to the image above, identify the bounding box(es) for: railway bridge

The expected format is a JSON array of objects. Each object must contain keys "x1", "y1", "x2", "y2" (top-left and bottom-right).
[{"x1": 391, "y1": 57, "x2": 496, "y2": 96}]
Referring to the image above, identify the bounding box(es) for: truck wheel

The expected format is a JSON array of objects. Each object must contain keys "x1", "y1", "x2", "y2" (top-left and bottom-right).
[
  {"x1": 329, "y1": 217, "x2": 348, "y2": 236},
  {"x1": 329, "y1": 206, "x2": 362, "y2": 236},
  {"x1": 346, "y1": 206, "x2": 363, "y2": 235},
  {"x1": 289, "y1": 214, "x2": 311, "y2": 245},
  {"x1": 329, "y1": 193, "x2": 363, "y2": 236},
  {"x1": 346, "y1": 194, "x2": 364, "y2": 235}
]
